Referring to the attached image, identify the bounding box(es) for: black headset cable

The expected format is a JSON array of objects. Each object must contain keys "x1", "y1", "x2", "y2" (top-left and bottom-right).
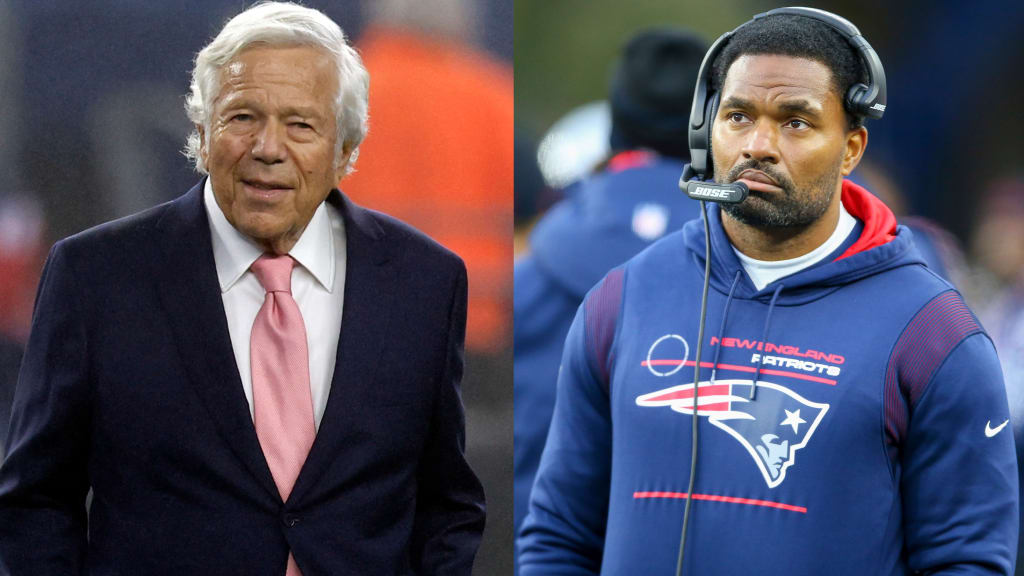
[{"x1": 674, "y1": 199, "x2": 712, "y2": 576}]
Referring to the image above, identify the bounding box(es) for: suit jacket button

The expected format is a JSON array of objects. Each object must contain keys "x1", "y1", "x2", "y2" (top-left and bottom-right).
[{"x1": 283, "y1": 514, "x2": 300, "y2": 527}]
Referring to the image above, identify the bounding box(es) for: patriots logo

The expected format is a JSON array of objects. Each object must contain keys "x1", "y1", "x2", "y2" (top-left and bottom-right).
[{"x1": 636, "y1": 379, "x2": 829, "y2": 488}]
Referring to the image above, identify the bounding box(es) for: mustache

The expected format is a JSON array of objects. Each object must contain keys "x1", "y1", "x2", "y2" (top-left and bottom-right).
[{"x1": 724, "y1": 161, "x2": 792, "y2": 191}]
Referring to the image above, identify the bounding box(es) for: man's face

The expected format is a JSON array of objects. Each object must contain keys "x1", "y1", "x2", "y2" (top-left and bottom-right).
[
  {"x1": 712, "y1": 54, "x2": 864, "y2": 229},
  {"x1": 200, "y1": 45, "x2": 350, "y2": 254},
  {"x1": 756, "y1": 433, "x2": 790, "y2": 479}
]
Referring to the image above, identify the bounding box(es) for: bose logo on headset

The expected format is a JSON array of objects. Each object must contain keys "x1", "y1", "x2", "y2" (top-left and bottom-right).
[
  {"x1": 680, "y1": 6, "x2": 887, "y2": 197},
  {"x1": 691, "y1": 186, "x2": 731, "y2": 199}
]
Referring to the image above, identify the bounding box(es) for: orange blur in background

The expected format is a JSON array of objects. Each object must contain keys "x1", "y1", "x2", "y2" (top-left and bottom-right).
[{"x1": 342, "y1": 25, "x2": 514, "y2": 354}]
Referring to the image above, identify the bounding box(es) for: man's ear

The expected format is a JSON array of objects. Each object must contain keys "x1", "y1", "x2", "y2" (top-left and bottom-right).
[
  {"x1": 335, "y1": 142, "x2": 355, "y2": 183},
  {"x1": 841, "y1": 126, "x2": 868, "y2": 176}
]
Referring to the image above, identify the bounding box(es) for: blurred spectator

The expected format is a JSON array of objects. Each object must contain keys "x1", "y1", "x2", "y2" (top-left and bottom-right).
[
  {"x1": 536, "y1": 101, "x2": 612, "y2": 191},
  {"x1": 513, "y1": 27, "x2": 707, "y2": 570},
  {"x1": 971, "y1": 177, "x2": 1024, "y2": 304},
  {"x1": 513, "y1": 128, "x2": 559, "y2": 258},
  {"x1": 0, "y1": 191, "x2": 46, "y2": 461},
  {"x1": 0, "y1": 193, "x2": 46, "y2": 343},
  {"x1": 852, "y1": 159, "x2": 969, "y2": 289},
  {"x1": 344, "y1": 0, "x2": 513, "y2": 355}
]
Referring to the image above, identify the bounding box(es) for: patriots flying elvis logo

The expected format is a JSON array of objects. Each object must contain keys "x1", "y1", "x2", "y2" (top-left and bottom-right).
[{"x1": 636, "y1": 379, "x2": 829, "y2": 488}]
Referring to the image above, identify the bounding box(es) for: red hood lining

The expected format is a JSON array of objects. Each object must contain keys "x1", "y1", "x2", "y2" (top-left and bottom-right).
[{"x1": 835, "y1": 179, "x2": 898, "y2": 261}]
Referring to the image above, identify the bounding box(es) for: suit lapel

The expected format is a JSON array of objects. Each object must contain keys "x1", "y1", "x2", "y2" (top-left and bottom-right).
[
  {"x1": 289, "y1": 191, "x2": 394, "y2": 503},
  {"x1": 151, "y1": 182, "x2": 279, "y2": 501}
]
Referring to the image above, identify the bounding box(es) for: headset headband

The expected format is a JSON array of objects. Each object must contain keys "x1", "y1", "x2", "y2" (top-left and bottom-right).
[{"x1": 684, "y1": 6, "x2": 886, "y2": 181}]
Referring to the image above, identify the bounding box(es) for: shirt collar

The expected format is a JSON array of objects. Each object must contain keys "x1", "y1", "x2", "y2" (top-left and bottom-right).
[{"x1": 203, "y1": 178, "x2": 335, "y2": 292}]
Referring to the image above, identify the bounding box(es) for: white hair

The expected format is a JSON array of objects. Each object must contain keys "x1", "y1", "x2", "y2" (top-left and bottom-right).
[{"x1": 184, "y1": 2, "x2": 369, "y2": 175}]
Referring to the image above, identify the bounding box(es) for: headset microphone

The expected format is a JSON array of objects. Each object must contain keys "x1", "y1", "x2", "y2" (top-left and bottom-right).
[
  {"x1": 679, "y1": 160, "x2": 749, "y2": 204},
  {"x1": 681, "y1": 177, "x2": 749, "y2": 204}
]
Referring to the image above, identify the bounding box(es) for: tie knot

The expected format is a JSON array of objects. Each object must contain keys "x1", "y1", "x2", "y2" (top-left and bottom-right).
[{"x1": 251, "y1": 254, "x2": 295, "y2": 293}]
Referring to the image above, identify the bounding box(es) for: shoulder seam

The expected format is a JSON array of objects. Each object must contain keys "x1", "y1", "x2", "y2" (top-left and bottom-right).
[
  {"x1": 883, "y1": 289, "x2": 982, "y2": 450},
  {"x1": 583, "y1": 267, "x2": 626, "y2": 396}
]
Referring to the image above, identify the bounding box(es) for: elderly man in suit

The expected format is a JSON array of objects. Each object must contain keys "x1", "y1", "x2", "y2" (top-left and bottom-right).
[{"x1": 0, "y1": 3, "x2": 485, "y2": 575}]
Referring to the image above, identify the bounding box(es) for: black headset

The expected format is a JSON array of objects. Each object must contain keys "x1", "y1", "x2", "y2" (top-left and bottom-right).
[{"x1": 681, "y1": 6, "x2": 887, "y2": 184}]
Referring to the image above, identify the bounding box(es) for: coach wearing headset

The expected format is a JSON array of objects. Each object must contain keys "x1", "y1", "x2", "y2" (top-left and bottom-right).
[{"x1": 518, "y1": 8, "x2": 1017, "y2": 575}]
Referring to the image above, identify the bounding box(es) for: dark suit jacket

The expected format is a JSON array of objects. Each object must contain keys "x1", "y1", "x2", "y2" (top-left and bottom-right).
[{"x1": 0, "y1": 182, "x2": 486, "y2": 575}]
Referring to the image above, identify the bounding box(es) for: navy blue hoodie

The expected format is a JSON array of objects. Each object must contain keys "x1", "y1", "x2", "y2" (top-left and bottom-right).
[
  {"x1": 520, "y1": 180, "x2": 1018, "y2": 575},
  {"x1": 513, "y1": 153, "x2": 701, "y2": 547}
]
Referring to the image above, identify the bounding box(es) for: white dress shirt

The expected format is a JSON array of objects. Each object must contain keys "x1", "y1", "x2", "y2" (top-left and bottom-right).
[
  {"x1": 204, "y1": 179, "x2": 346, "y2": 430},
  {"x1": 733, "y1": 201, "x2": 858, "y2": 291}
]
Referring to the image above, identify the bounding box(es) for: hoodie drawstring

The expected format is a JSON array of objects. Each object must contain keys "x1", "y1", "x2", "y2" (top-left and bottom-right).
[
  {"x1": 709, "y1": 270, "x2": 743, "y2": 385},
  {"x1": 750, "y1": 284, "x2": 784, "y2": 400}
]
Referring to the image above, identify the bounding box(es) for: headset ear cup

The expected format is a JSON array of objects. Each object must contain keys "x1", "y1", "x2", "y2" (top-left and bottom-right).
[
  {"x1": 705, "y1": 92, "x2": 720, "y2": 179},
  {"x1": 845, "y1": 82, "x2": 869, "y2": 116}
]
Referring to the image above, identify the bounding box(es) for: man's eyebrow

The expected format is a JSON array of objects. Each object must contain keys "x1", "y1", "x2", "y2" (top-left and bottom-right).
[
  {"x1": 719, "y1": 96, "x2": 754, "y2": 111},
  {"x1": 281, "y1": 105, "x2": 322, "y2": 118},
  {"x1": 777, "y1": 100, "x2": 823, "y2": 118},
  {"x1": 719, "y1": 97, "x2": 824, "y2": 119},
  {"x1": 217, "y1": 93, "x2": 264, "y2": 114},
  {"x1": 217, "y1": 97, "x2": 322, "y2": 119}
]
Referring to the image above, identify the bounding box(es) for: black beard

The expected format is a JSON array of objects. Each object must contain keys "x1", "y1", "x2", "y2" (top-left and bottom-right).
[{"x1": 716, "y1": 158, "x2": 842, "y2": 229}]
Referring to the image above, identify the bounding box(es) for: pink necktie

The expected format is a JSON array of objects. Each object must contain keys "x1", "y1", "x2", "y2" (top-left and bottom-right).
[{"x1": 250, "y1": 254, "x2": 315, "y2": 576}]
